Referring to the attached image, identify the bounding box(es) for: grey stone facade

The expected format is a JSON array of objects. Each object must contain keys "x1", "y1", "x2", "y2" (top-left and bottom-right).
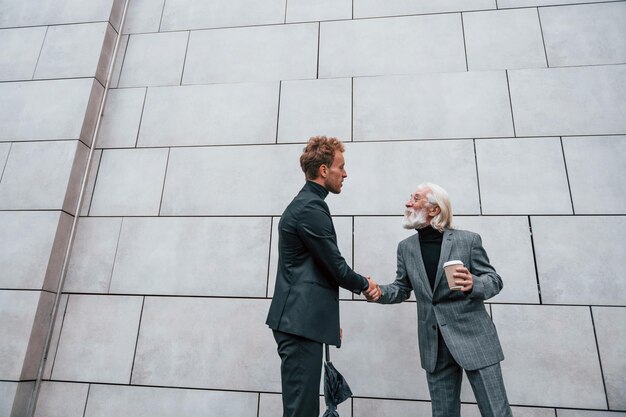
[{"x1": 0, "y1": 0, "x2": 625, "y2": 416}]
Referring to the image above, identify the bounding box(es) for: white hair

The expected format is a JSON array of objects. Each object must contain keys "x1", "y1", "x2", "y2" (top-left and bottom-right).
[{"x1": 416, "y1": 182, "x2": 454, "y2": 231}]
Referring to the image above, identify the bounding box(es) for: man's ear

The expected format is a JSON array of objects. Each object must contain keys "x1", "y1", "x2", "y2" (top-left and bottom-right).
[
  {"x1": 429, "y1": 205, "x2": 441, "y2": 216},
  {"x1": 319, "y1": 164, "x2": 328, "y2": 178}
]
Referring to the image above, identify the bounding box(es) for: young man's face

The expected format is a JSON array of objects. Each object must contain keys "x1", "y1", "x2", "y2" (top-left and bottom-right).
[{"x1": 323, "y1": 151, "x2": 347, "y2": 194}]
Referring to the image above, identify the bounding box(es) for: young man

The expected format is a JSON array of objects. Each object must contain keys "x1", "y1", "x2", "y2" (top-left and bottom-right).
[{"x1": 266, "y1": 136, "x2": 377, "y2": 417}]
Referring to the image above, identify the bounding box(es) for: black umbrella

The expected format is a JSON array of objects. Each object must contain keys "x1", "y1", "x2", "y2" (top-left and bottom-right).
[{"x1": 322, "y1": 344, "x2": 353, "y2": 417}]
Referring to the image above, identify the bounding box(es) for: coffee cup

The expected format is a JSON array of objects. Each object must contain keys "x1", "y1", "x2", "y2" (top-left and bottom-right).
[{"x1": 443, "y1": 260, "x2": 464, "y2": 291}]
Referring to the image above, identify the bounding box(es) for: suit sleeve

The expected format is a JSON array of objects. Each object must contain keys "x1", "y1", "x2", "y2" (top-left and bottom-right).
[
  {"x1": 296, "y1": 201, "x2": 368, "y2": 293},
  {"x1": 378, "y1": 243, "x2": 413, "y2": 304},
  {"x1": 468, "y1": 233, "x2": 503, "y2": 300}
]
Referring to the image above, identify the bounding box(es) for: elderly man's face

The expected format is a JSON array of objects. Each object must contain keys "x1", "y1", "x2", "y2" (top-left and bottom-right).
[{"x1": 403, "y1": 188, "x2": 431, "y2": 229}]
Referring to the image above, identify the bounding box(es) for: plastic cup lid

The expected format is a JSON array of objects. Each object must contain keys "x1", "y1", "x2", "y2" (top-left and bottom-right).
[{"x1": 443, "y1": 260, "x2": 463, "y2": 267}]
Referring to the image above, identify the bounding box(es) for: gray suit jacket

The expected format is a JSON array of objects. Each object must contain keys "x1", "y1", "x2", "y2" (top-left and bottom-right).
[{"x1": 378, "y1": 228, "x2": 504, "y2": 372}]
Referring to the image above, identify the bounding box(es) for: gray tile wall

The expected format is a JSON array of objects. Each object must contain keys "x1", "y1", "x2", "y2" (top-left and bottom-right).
[
  {"x1": 0, "y1": 0, "x2": 124, "y2": 414},
  {"x1": 1, "y1": 0, "x2": 624, "y2": 416}
]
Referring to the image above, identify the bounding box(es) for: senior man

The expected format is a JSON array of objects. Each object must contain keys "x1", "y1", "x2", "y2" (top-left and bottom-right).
[{"x1": 366, "y1": 183, "x2": 513, "y2": 417}]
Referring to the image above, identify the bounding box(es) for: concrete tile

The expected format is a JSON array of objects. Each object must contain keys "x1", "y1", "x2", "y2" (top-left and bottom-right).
[
  {"x1": 353, "y1": 72, "x2": 513, "y2": 140},
  {"x1": 354, "y1": 0, "x2": 496, "y2": 18},
  {"x1": 183, "y1": 23, "x2": 318, "y2": 85},
  {"x1": 85, "y1": 384, "x2": 258, "y2": 417},
  {"x1": 0, "y1": 79, "x2": 102, "y2": 142},
  {"x1": 278, "y1": 78, "x2": 351, "y2": 143},
  {"x1": 34, "y1": 382, "x2": 89, "y2": 417},
  {"x1": 268, "y1": 216, "x2": 354, "y2": 300},
  {"x1": 64, "y1": 141, "x2": 91, "y2": 215},
  {"x1": 110, "y1": 217, "x2": 270, "y2": 296},
  {"x1": 43, "y1": 213, "x2": 73, "y2": 292},
  {"x1": 119, "y1": 31, "x2": 188, "y2": 87},
  {"x1": 592, "y1": 307, "x2": 626, "y2": 410},
  {"x1": 122, "y1": 0, "x2": 165, "y2": 34},
  {"x1": 334, "y1": 300, "x2": 428, "y2": 399},
  {"x1": 563, "y1": 136, "x2": 626, "y2": 214},
  {"x1": 492, "y1": 304, "x2": 606, "y2": 409},
  {"x1": 161, "y1": 144, "x2": 304, "y2": 215},
  {"x1": 259, "y1": 393, "x2": 351, "y2": 417},
  {"x1": 109, "y1": 0, "x2": 126, "y2": 32},
  {"x1": 98, "y1": 87, "x2": 146, "y2": 148},
  {"x1": 476, "y1": 138, "x2": 572, "y2": 214},
  {"x1": 90, "y1": 148, "x2": 169, "y2": 216},
  {"x1": 558, "y1": 410, "x2": 626, "y2": 417},
  {"x1": 81, "y1": 79, "x2": 107, "y2": 147},
  {"x1": 499, "y1": 0, "x2": 619, "y2": 9},
  {"x1": 464, "y1": 8, "x2": 546, "y2": 70},
  {"x1": 160, "y1": 0, "x2": 285, "y2": 31},
  {"x1": 80, "y1": 149, "x2": 102, "y2": 216},
  {"x1": 132, "y1": 297, "x2": 281, "y2": 391},
  {"x1": 333, "y1": 141, "x2": 481, "y2": 215},
  {"x1": 0, "y1": 0, "x2": 117, "y2": 28},
  {"x1": 43, "y1": 294, "x2": 68, "y2": 380},
  {"x1": 532, "y1": 216, "x2": 626, "y2": 305},
  {"x1": 319, "y1": 14, "x2": 466, "y2": 78},
  {"x1": 138, "y1": 82, "x2": 278, "y2": 147},
  {"x1": 109, "y1": 34, "x2": 128, "y2": 88},
  {"x1": 65, "y1": 218, "x2": 122, "y2": 293},
  {"x1": 52, "y1": 295, "x2": 143, "y2": 383},
  {"x1": 0, "y1": 141, "x2": 87, "y2": 213},
  {"x1": 0, "y1": 290, "x2": 40, "y2": 379},
  {"x1": 448, "y1": 216, "x2": 539, "y2": 303},
  {"x1": 353, "y1": 217, "x2": 416, "y2": 300},
  {"x1": 353, "y1": 399, "x2": 431, "y2": 416},
  {"x1": 0, "y1": 212, "x2": 71, "y2": 290},
  {"x1": 0, "y1": 382, "x2": 18, "y2": 416},
  {"x1": 541, "y1": 2, "x2": 626, "y2": 67},
  {"x1": 509, "y1": 65, "x2": 626, "y2": 137},
  {"x1": 0, "y1": 143, "x2": 11, "y2": 182},
  {"x1": 0, "y1": 290, "x2": 54, "y2": 380},
  {"x1": 34, "y1": 22, "x2": 113, "y2": 83},
  {"x1": 286, "y1": 0, "x2": 351, "y2": 22},
  {"x1": 0, "y1": 27, "x2": 46, "y2": 81},
  {"x1": 0, "y1": 382, "x2": 34, "y2": 417},
  {"x1": 462, "y1": 404, "x2": 556, "y2": 417}
]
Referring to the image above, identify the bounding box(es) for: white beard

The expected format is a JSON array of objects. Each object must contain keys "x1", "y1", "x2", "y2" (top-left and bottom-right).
[{"x1": 402, "y1": 208, "x2": 429, "y2": 229}]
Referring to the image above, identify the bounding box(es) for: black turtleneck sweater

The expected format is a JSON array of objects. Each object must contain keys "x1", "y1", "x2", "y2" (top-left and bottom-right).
[{"x1": 418, "y1": 226, "x2": 444, "y2": 290}]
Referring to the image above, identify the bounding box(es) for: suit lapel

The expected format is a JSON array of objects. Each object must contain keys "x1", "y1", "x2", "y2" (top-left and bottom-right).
[
  {"x1": 408, "y1": 233, "x2": 433, "y2": 299},
  {"x1": 433, "y1": 229, "x2": 453, "y2": 290}
]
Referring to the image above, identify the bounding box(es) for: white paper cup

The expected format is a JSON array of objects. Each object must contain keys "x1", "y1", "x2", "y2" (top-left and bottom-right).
[{"x1": 443, "y1": 260, "x2": 464, "y2": 291}]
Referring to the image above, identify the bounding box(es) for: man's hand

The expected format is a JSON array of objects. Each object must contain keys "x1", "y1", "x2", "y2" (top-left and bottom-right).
[
  {"x1": 364, "y1": 276, "x2": 382, "y2": 301},
  {"x1": 454, "y1": 266, "x2": 473, "y2": 292}
]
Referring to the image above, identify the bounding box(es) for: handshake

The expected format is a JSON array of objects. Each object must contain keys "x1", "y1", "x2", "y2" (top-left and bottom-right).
[{"x1": 364, "y1": 277, "x2": 382, "y2": 302}]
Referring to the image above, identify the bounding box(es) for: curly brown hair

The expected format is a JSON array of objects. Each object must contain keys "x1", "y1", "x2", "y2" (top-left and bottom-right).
[{"x1": 300, "y1": 136, "x2": 345, "y2": 180}]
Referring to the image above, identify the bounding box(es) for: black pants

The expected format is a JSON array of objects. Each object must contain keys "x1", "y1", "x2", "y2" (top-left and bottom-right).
[{"x1": 273, "y1": 330, "x2": 323, "y2": 417}]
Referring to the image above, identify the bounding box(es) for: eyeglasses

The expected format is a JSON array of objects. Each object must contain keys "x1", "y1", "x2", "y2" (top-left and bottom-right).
[{"x1": 409, "y1": 194, "x2": 425, "y2": 203}]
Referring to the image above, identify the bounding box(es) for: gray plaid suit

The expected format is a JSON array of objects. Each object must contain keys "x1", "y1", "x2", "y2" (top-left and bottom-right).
[{"x1": 378, "y1": 228, "x2": 512, "y2": 417}]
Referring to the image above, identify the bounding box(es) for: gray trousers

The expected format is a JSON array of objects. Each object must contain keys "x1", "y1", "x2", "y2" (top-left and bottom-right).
[
  {"x1": 273, "y1": 330, "x2": 323, "y2": 417},
  {"x1": 427, "y1": 332, "x2": 513, "y2": 417}
]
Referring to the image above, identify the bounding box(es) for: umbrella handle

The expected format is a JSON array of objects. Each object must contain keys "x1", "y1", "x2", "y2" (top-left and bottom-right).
[{"x1": 325, "y1": 344, "x2": 330, "y2": 363}]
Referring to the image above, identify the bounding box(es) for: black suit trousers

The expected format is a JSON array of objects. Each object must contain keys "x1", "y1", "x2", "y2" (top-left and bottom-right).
[{"x1": 273, "y1": 330, "x2": 323, "y2": 417}]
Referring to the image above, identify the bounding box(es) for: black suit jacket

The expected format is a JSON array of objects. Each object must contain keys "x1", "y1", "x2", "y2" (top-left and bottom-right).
[{"x1": 266, "y1": 181, "x2": 368, "y2": 346}]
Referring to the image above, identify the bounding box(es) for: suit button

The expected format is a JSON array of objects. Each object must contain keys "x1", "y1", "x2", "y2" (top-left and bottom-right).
[
  {"x1": 432, "y1": 325, "x2": 436, "y2": 330},
  {"x1": 432, "y1": 301, "x2": 437, "y2": 306}
]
